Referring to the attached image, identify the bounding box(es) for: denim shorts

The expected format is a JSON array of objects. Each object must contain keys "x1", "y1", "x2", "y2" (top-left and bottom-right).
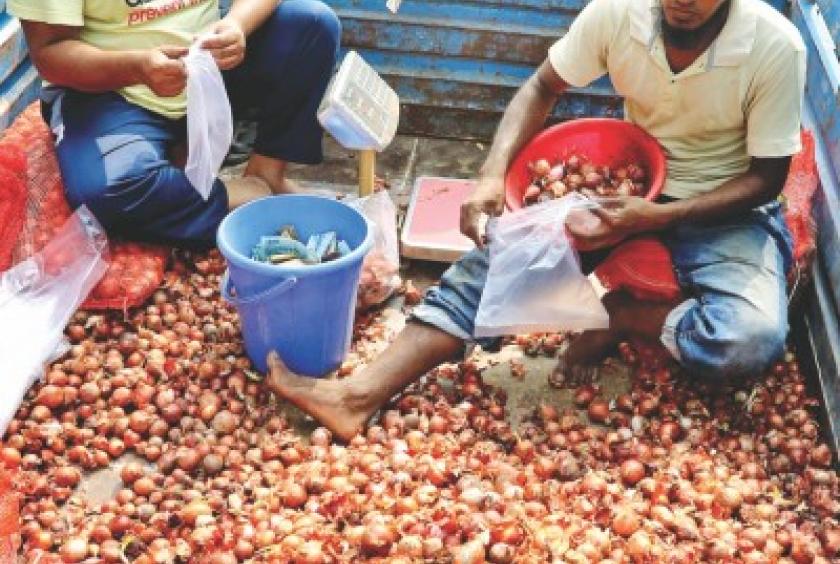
[{"x1": 412, "y1": 201, "x2": 793, "y2": 379}]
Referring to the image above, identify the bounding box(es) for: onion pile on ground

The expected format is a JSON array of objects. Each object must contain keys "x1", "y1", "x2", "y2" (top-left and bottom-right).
[{"x1": 2, "y1": 250, "x2": 838, "y2": 563}]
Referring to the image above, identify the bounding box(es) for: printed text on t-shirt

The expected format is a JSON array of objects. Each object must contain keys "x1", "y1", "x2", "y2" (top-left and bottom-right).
[{"x1": 128, "y1": 0, "x2": 211, "y2": 25}]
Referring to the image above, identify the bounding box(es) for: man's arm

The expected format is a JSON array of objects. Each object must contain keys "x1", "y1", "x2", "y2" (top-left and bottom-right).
[
  {"x1": 480, "y1": 61, "x2": 569, "y2": 182},
  {"x1": 201, "y1": 0, "x2": 281, "y2": 71},
  {"x1": 22, "y1": 21, "x2": 187, "y2": 96},
  {"x1": 659, "y1": 156, "x2": 791, "y2": 224},
  {"x1": 460, "y1": 0, "x2": 614, "y2": 246},
  {"x1": 570, "y1": 156, "x2": 791, "y2": 251},
  {"x1": 225, "y1": 0, "x2": 281, "y2": 36},
  {"x1": 460, "y1": 60, "x2": 569, "y2": 246}
]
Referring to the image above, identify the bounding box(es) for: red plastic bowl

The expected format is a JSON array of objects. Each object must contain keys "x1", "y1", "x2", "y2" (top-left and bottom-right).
[{"x1": 504, "y1": 118, "x2": 667, "y2": 210}]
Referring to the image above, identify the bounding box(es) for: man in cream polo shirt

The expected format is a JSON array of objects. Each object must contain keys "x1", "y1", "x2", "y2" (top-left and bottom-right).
[{"x1": 258, "y1": 0, "x2": 806, "y2": 441}]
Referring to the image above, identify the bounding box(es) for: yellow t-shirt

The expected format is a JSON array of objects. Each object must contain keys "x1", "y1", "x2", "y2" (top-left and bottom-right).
[
  {"x1": 8, "y1": 0, "x2": 220, "y2": 119},
  {"x1": 548, "y1": 0, "x2": 806, "y2": 199}
]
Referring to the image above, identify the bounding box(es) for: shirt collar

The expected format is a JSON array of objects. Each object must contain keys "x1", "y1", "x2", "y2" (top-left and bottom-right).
[{"x1": 628, "y1": 0, "x2": 758, "y2": 67}]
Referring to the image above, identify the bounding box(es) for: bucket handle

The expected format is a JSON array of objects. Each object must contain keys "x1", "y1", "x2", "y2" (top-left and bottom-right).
[{"x1": 220, "y1": 270, "x2": 298, "y2": 306}]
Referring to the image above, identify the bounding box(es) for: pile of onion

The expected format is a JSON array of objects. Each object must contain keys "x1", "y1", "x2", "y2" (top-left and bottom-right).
[{"x1": 3, "y1": 248, "x2": 838, "y2": 563}]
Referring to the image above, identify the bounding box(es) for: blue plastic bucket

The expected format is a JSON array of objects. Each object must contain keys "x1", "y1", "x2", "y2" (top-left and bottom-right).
[{"x1": 217, "y1": 195, "x2": 373, "y2": 376}]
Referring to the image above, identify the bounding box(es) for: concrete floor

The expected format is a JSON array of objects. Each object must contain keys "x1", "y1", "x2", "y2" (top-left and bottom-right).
[
  {"x1": 223, "y1": 132, "x2": 490, "y2": 213},
  {"x1": 80, "y1": 133, "x2": 633, "y2": 502},
  {"x1": 258, "y1": 132, "x2": 632, "y2": 433}
]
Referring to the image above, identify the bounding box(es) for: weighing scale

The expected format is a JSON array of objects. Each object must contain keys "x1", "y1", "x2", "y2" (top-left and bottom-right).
[
  {"x1": 318, "y1": 52, "x2": 479, "y2": 264},
  {"x1": 318, "y1": 51, "x2": 400, "y2": 197},
  {"x1": 401, "y1": 176, "x2": 479, "y2": 263}
]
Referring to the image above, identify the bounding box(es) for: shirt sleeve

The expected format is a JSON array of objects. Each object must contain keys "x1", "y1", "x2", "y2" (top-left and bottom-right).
[
  {"x1": 746, "y1": 44, "x2": 806, "y2": 157},
  {"x1": 548, "y1": 0, "x2": 614, "y2": 88},
  {"x1": 7, "y1": 0, "x2": 85, "y2": 26}
]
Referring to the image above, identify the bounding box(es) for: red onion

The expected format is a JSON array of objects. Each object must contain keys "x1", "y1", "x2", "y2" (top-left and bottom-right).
[{"x1": 620, "y1": 459, "x2": 645, "y2": 486}]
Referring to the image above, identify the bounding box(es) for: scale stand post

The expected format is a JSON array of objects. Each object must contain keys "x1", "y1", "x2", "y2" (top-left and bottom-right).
[
  {"x1": 317, "y1": 51, "x2": 400, "y2": 196},
  {"x1": 359, "y1": 149, "x2": 376, "y2": 197}
]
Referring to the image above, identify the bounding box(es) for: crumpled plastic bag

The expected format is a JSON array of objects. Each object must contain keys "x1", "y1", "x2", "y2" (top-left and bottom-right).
[
  {"x1": 348, "y1": 190, "x2": 402, "y2": 309},
  {"x1": 184, "y1": 44, "x2": 234, "y2": 200},
  {"x1": 0, "y1": 207, "x2": 109, "y2": 434},
  {"x1": 474, "y1": 194, "x2": 609, "y2": 338}
]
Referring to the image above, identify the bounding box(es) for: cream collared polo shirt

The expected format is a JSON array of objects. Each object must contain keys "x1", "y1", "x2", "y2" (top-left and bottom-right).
[{"x1": 548, "y1": 0, "x2": 806, "y2": 199}]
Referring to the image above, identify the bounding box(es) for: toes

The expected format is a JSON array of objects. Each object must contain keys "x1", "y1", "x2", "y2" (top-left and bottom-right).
[
  {"x1": 550, "y1": 357, "x2": 600, "y2": 388},
  {"x1": 571, "y1": 365, "x2": 599, "y2": 384},
  {"x1": 548, "y1": 371, "x2": 566, "y2": 389},
  {"x1": 549, "y1": 359, "x2": 569, "y2": 389},
  {"x1": 267, "y1": 351, "x2": 288, "y2": 376}
]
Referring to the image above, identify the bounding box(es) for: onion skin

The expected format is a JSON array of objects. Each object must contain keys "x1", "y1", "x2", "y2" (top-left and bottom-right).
[
  {"x1": 8, "y1": 254, "x2": 838, "y2": 563},
  {"x1": 361, "y1": 523, "x2": 396, "y2": 557},
  {"x1": 620, "y1": 459, "x2": 645, "y2": 486}
]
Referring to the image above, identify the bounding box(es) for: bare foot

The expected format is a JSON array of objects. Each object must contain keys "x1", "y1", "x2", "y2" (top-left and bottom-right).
[
  {"x1": 225, "y1": 176, "x2": 272, "y2": 210},
  {"x1": 244, "y1": 154, "x2": 300, "y2": 195},
  {"x1": 265, "y1": 352, "x2": 376, "y2": 442},
  {"x1": 258, "y1": 176, "x2": 300, "y2": 195},
  {"x1": 549, "y1": 329, "x2": 620, "y2": 388}
]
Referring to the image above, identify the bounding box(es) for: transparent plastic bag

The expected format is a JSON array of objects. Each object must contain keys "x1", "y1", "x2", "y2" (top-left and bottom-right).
[
  {"x1": 184, "y1": 44, "x2": 233, "y2": 200},
  {"x1": 474, "y1": 194, "x2": 610, "y2": 338},
  {"x1": 0, "y1": 207, "x2": 109, "y2": 434},
  {"x1": 348, "y1": 190, "x2": 402, "y2": 309}
]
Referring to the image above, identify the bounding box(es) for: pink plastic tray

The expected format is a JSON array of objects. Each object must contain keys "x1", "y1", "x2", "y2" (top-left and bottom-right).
[{"x1": 400, "y1": 176, "x2": 477, "y2": 262}]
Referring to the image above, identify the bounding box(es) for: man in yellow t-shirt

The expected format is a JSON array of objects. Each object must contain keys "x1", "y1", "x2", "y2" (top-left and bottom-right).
[
  {"x1": 8, "y1": 0, "x2": 340, "y2": 245},
  {"x1": 262, "y1": 0, "x2": 806, "y2": 442}
]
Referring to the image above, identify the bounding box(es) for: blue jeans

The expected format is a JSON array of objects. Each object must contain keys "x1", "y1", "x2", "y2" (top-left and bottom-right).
[
  {"x1": 413, "y1": 201, "x2": 794, "y2": 380},
  {"x1": 44, "y1": 0, "x2": 340, "y2": 247}
]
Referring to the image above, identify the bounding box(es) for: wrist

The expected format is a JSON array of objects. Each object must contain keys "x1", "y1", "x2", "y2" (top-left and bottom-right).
[
  {"x1": 474, "y1": 177, "x2": 505, "y2": 199},
  {"x1": 478, "y1": 155, "x2": 509, "y2": 179},
  {"x1": 223, "y1": 12, "x2": 251, "y2": 37},
  {"x1": 130, "y1": 50, "x2": 151, "y2": 86},
  {"x1": 653, "y1": 201, "x2": 687, "y2": 230}
]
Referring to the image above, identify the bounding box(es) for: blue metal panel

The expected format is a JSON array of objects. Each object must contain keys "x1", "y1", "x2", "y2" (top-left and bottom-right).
[
  {"x1": 339, "y1": 10, "x2": 559, "y2": 66},
  {"x1": 793, "y1": 0, "x2": 840, "y2": 199},
  {"x1": 803, "y1": 258, "x2": 840, "y2": 456},
  {"x1": 332, "y1": 0, "x2": 791, "y2": 138},
  {"x1": 795, "y1": 0, "x2": 840, "y2": 403},
  {"x1": 0, "y1": 13, "x2": 28, "y2": 86},
  {"x1": 0, "y1": 58, "x2": 41, "y2": 130},
  {"x1": 329, "y1": 0, "x2": 582, "y2": 30},
  {"x1": 816, "y1": 0, "x2": 840, "y2": 47},
  {"x1": 330, "y1": 0, "x2": 625, "y2": 137},
  {"x1": 764, "y1": 0, "x2": 787, "y2": 12},
  {"x1": 803, "y1": 99, "x2": 840, "y2": 330}
]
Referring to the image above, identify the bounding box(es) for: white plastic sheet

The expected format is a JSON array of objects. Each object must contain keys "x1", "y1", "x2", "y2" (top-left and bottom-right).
[
  {"x1": 474, "y1": 194, "x2": 610, "y2": 338},
  {"x1": 348, "y1": 190, "x2": 402, "y2": 309},
  {"x1": 184, "y1": 44, "x2": 234, "y2": 200},
  {"x1": 0, "y1": 207, "x2": 109, "y2": 434}
]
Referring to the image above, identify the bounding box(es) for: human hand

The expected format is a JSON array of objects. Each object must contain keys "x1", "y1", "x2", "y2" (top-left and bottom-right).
[
  {"x1": 566, "y1": 196, "x2": 669, "y2": 252},
  {"x1": 460, "y1": 177, "x2": 506, "y2": 248},
  {"x1": 141, "y1": 46, "x2": 188, "y2": 97},
  {"x1": 200, "y1": 19, "x2": 246, "y2": 71}
]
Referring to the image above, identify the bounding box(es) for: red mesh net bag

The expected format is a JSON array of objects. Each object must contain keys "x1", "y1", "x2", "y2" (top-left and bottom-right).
[
  {"x1": 0, "y1": 103, "x2": 169, "y2": 311},
  {"x1": 782, "y1": 130, "x2": 819, "y2": 274},
  {"x1": 85, "y1": 243, "x2": 169, "y2": 310},
  {"x1": 0, "y1": 469, "x2": 20, "y2": 560},
  {"x1": 0, "y1": 146, "x2": 27, "y2": 273}
]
